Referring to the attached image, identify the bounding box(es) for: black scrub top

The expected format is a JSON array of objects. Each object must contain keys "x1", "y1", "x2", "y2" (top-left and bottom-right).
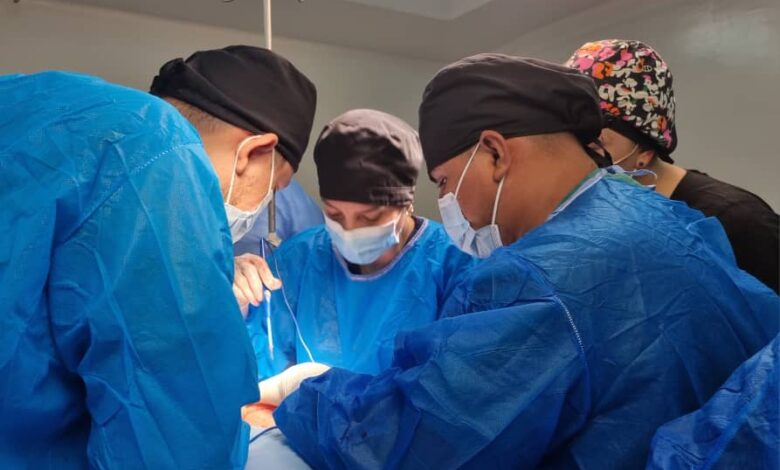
[{"x1": 672, "y1": 169, "x2": 779, "y2": 293}]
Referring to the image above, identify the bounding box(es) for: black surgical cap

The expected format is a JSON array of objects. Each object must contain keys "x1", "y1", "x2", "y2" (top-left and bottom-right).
[
  {"x1": 419, "y1": 53, "x2": 604, "y2": 174},
  {"x1": 150, "y1": 45, "x2": 317, "y2": 171},
  {"x1": 315, "y1": 109, "x2": 422, "y2": 206}
]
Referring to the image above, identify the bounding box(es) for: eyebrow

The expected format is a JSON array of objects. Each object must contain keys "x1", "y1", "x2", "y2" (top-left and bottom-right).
[
  {"x1": 359, "y1": 207, "x2": 384, "y2": 217},
  {"x1": 323, "y1": 204, "x2": 384, "y2": 217}
]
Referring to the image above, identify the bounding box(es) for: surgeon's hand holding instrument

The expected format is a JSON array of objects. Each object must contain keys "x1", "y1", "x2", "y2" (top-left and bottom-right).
[{"x1": 233, "y1": 249, "x2": 281, "y2": 317}]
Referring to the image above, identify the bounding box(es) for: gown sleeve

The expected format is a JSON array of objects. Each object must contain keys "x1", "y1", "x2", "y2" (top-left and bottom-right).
[{"x1": 275, "y1": 255, "x2": 592, "y2": 469}]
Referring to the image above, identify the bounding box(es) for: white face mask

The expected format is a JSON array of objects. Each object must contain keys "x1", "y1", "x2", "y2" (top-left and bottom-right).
[
  {"x1": 225, "y1": 136, "x2": 275, "y2": 243},
  {"x1": 437, "y1": 143, "x2": 505, "y2": 258},
  {"x1": 324, "y1": 212, "x2": 403, "y2": 265}
]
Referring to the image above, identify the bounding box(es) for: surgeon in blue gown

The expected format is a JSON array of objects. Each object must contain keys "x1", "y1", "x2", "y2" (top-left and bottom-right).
[
  {"x1": 648, "y1": 334, "x2": 779, "y2": 469},
  {"x1": 239, "y1": 109, "x2": 474, "y2": 380},
  {"x1": 0, "y1": 45, "x2": 316, "y2": 468},
  {"x1": 0, "y1": 71, "x2": 259, "y2": 470},
  {"x1": 264, "y1": 55, "x2": 778, "y2": 469},
  {"x1": 233, "y1": 179, "x2": 324, "y2": 256}
]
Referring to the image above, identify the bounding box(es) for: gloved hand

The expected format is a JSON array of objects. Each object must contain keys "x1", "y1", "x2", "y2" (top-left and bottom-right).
[
  {"x1": 258, "y1": 362, "x2": 331, "y2": 406},
  {"x1": 233, "y1": 253, "x2": 282, "y2": 318},
  {"x1": 242, "y1": 402, "x2": 278, "y2": 428}
]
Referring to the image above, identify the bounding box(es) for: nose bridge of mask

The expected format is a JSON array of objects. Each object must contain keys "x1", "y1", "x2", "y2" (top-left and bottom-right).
[{"x1": 225, "y1": 135, "x2": 275, "y2": 206}]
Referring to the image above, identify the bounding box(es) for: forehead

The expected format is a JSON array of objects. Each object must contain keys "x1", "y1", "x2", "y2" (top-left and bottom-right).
[{"x1": 323, "y1": 199, "x2": 384, "y2": 214}]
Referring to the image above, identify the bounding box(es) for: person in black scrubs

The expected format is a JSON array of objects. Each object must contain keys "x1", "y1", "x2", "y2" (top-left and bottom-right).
[{"x1": 567, "y1": 39, "x2": 779, "y2": 293}]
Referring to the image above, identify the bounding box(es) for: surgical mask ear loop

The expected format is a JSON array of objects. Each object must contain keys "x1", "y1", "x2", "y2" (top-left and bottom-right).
[
  {"x1": 459, "y1": 141, "x2": 504, "y2": 227},
  {"x1": 613, "y1": 144, "x2": 658, "y2": 189},
  {"x1": 612, "y1": 143, "x2": 639, "y2": 166},
  {"x1": 396, "y1": 205, "x2": 414, "y2": 242},
  {"x1": 491, "y1": 177, "x2": 506, "y2": 225},
  {"x1": 452, "y1": 141, "x2": 505, "y2": 227},
  {"x1": 454, "y1": 143, "x2": 481, "y2": 198},
  {"x1": 226, "y1": 136, "x2": 273, "y2": 206}
]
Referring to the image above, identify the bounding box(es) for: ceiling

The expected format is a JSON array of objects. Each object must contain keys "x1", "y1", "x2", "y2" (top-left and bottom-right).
[
  {"x1": 46, "y1": 0, "x2": 611, "y2": 61},
  {"x1": 338, "y1": 0, "x2": 495, "y2": 20}
]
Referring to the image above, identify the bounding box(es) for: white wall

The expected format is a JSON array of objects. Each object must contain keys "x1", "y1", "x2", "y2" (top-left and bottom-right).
[
  {"x1": 2, "y1": 0, "x2": 777, "y2": 214},
  {"x1": 0, "y1": 0, "x2": 446, "y2": 218},
  {"x1": 499, "y1": 0, "x2": 780, "y2": 210}
]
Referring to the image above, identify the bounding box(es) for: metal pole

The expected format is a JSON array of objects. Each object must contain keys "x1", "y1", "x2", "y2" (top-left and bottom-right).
[
  {"x1": 263, "y1": 0, "x2": 282, "y2": 246},
  {"x1": 263, "y1": 0, "x2": 272, "y2": 50}
]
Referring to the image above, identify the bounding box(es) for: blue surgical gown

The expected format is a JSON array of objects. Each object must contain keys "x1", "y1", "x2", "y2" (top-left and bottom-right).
[
  {"x1": 247, "y1": 218, "x2": 475, "y2": 379},
  {"x1": 273, "y1": 172, "x2": 779, "y2": 469},
  {"x1": 0, "y1": 72, "x2": 258, "y2": 468},
  {"x1": 648, "y1": 334, "x2": 779, "y2": 469},
  {"x1": 233, "y1": 179, "x2": 323, "y2": 256}
]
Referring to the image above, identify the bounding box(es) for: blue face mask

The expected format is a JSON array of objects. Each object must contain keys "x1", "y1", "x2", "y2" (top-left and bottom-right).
[
  {"x1": 324, "y1": 213, "x2": 403, "y2": 265},
  {"x1": 611, "y1": 144, "x2": 658, "y2": 190},
  {"x1": 437, "y1": 143, "x2": 505, "y2": 258}
]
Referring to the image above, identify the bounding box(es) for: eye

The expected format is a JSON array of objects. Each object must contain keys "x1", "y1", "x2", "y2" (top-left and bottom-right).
[
  {"x1": 360, "y1": 213, "x2": 382, "y2": 224},
  {"x1": 436, "y1": 177, "x2": 447, "y2": 189}
]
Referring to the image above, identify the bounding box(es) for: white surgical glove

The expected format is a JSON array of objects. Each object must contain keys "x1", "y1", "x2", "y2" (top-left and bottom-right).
[
  {"x1": 233, "y1": 253, "x2": 281, "y2": 318},
  {"x1": 258, "y1": 362, "x2": 331, "y2": 406}
]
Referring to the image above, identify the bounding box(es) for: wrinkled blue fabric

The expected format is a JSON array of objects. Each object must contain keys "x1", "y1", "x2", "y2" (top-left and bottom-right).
[
  {"x1": 0, "y1": 72, "x2": 259, "y2": 469},
  {"x1": 648, "y1": 334, "x2": 779, "y2": 470},
  {"x1": 234, "y1": 179, "x2": 323, "y2": 255},
  {"x1": 273, "y1": 173, "x2": 779, "y2": 469},
  {"x1": 247, "y1": 427, "x2": 312, "y2": 469},
  {"x1": 247, "y1": 219, "x2": 475, "y2": 379}
]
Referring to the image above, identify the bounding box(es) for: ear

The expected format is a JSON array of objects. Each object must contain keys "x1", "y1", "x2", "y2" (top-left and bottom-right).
[
  {"x1": 236, "y1": 133, "x2": 279, "y2": 175},
  {"x1": 635, "y1": 148, "x2": 655, "y2": 169},
  {"x1": 479, "y1": 130, "x2": 511, "y2": 183}
]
